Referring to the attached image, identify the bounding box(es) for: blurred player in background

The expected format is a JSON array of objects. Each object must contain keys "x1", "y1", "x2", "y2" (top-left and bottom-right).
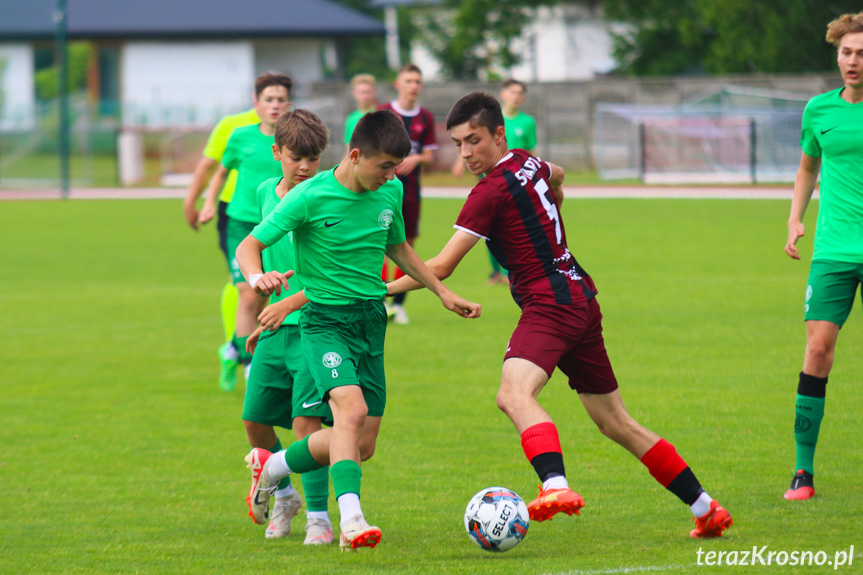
[
  {"x1": 343, "y1": 74, "x2": 377, "y2": 153},
  {"x1": 241, "y1": 109, "x2": 335, "y2": 544},
  {"x1": 200, "y1": 73, "x2": 292, "y2": 391},
  {"x1": 782, "y1": 12, "x2": 863, "y2": 501},
  {"x1": 378, "y1": 64, "x2": 438, "y2": 325},
  {"x1": 237, "y1": 110, "x2": 480, "y2": 551},
  {"x1": 181, "y1": 89, "x2": 260, "y2": 365},
  {"x1": 389, "y1": 93, "x2": 733, "y2": 539}
]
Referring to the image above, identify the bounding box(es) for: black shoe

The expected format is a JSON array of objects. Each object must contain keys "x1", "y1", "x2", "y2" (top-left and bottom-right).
[{"x1": 784, "y1": 469, "x2": 815, "y2": 500}]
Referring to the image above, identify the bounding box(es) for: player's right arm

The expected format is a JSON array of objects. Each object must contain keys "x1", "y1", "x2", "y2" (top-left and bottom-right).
[
  {"x1": 183, "y1": 156, "x2": 219, "y2": 230},
  {"x1": 785, "y1": 152, "x2": 821, "y2": 260},
  {"x1": 257, "y1": 290, "x2": 310, "y2": 331},
  {"x1": 199, "y1": 165, "x2": 229, "y2": 225},
  {"x1": 235, "y1": 234, "x2": 293, "y2": 296},
  {"x1": 387, "y1": 230, "x2": 481, "y2": 294}
]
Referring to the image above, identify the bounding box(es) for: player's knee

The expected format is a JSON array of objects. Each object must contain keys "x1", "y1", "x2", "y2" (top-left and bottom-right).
[
  {"x1": 292, "y1": 417, "x2": 322, "y2": 440},
  {"x1": 358, "y1": 436, "x2": 376, "y2": 461},
  {"x1": 805, "y1": 339, "x2": 834, "y2": 366},
  {"x1": 495, "y1": 387, "x2": 515, "y2": 415}
]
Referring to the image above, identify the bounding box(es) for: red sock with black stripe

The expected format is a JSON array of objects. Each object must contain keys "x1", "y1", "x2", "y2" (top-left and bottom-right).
[
  {"x1": 521, "y1": 422, "x2": 566, "y2": 484},
  {"x1": 640, "y1": 438, "x2": 704, "y2": 506}
]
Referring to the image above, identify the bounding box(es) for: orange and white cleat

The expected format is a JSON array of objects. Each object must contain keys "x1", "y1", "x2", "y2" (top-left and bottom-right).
[
  {"x1": 690, "y1": 499, "x2": 733, "y2": 538},
  {"x1": 784, "y1": 469, "x2": 815, "y2": 500},
  {"x1": 339, "y1": 514, "x2": 382, "y2": 552},
  {"x1": 527, "y1": 485, "x2": 585, "y2": 522},
  {"x1": 245, "y1": 448, "x2": 276, "y2": 525}
]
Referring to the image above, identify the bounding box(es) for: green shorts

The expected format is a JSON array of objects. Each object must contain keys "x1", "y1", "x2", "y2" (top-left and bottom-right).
[
  {"x1": 804, "y1": 259, "x2": 863, "y2": 327},
  {"x1": 299, "y1": 299, "x2": 388, "y2": 417},
  {"x1": 226, "y1": 218, "x2": 258, "y2": 285},
  {"x1": 242, "y1": 324, "x2": 334, "y2": 428}
]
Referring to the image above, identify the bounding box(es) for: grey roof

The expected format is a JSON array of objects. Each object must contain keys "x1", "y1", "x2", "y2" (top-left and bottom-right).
[{"x1": 0, "y1": 0, "x2": 384, "y2": 39}]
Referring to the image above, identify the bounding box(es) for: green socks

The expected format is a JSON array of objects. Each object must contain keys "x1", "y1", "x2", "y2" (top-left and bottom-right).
[
  {"x1": 285, "y1": 436, "x2": 323, "y2": 474},
  {"x1": 302, "y1": 467, "x2": 330, "y2": 512},
  {"x1": 232, "y1": 334, "x2": 251, "y2": 364},
  {"x1": 794, "y1": 372, "x2": 827, "y2": 476},
  {"x1": 330, "y1": 460, "x2": 362, "y2": 500}
]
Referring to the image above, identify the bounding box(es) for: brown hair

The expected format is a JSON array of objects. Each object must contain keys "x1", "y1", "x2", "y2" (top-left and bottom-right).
[
  {"x1": 255, "y1": 73, "x2": 293, "y2": 98},
  {"x1": 826, "y1": 12, "x2": 863, "y2": 46},
  {"x1": 349, "y1": 110, "x2": 411, "y2": 158},
  {"x1": 445, "y1": 92, "x2": 504, "y2": 134},
  {"x1": 503, "y1": 78, "x2": 527, "y2": 94},
  {"x1": 274, "y1": 109, "x2": 329, "y2": 156},
  {"x1": 397, "y1": 63, "x2": 422, "y2": 77}
]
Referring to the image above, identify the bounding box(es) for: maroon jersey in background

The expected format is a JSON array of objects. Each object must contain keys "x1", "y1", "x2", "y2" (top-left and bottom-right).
[
  {"x1": 378, "y1": 101, "x2": 438, "y2": 204},
  {"x1": 455, "y1": 149, "x2": 597, "y2": 308}
]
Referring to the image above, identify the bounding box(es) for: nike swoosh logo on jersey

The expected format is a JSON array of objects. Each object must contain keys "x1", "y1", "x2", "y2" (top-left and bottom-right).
[
  {"x1": 820, "y1": 127, "x2": 838, "y2": 135},
  {"x1": 302, "y1": 400, "x2": 323, "y2": 408},
  {"x1": 324, "y1": 220, "x2": 343, "y2": 227}
]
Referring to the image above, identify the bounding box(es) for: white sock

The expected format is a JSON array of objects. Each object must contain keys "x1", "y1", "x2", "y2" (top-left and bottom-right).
[
  {"x1": 690, "y1": 491, "x2": 713, "y2": 517},
  {"x1": 223, "y1": 342, "x2": 239, "y2": 361},
  {"x1": 274, "y1": 484, "x2": 295, "y2": 499},
  {"x1": 266, "y1": 451, "x2": 291, "y2": 482},
  {"x1": 307, "y1": 511, "x2": 330, "y2": 522},
  {"x1": 542, "y1": 475, "x2": 569, "y2": 491},
  {"x1": 337, "y1": 493, "x2": 363, "y2": 524}
]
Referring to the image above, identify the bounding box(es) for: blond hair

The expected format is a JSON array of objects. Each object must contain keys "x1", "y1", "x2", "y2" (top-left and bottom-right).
[
  {"x1": 826, "y1": 12, "x2": 863, "y2": 46},
  {"x1": 351, "y1": 73, "x2": 376, "y2": 88}
]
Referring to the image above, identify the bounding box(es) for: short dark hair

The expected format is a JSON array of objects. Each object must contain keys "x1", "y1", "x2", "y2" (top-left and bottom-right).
[
  {"x1": 255, "y1": 72, "x2": 293, "y2": 98},
  {"x1": 349, "y1": 110, "x2": 411, "y2": 158},
  {"x1": 503, "y1": 78, "x2": 527, "y2": 93},
  {"x1": 398, "y1": 63, "x2": 422, "y2": 77},
  {"x1": 445, "y1": 92, "x2": 504, "y2": 134},
  {"x1": 274, "y1": 109, "x2": 329, "y2": 156}
]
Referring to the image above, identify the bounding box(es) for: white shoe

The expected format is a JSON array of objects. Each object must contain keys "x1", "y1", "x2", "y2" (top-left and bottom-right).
[
  {"x1": 303, "y1": 517, "x2": 334, "y2": 545},
  {"x1": 244, "y1": 362, "x2": 252, "y2": 381},
  {"x1": 339, "y1": 513, "x2": 381, "y2": 552},
  {"x1": 244, "y1": 448, "x2": 278, "y2": 525},
  {"x1": 392, "y1": 304, "x2": 409, "y2": 325},
  {"x1": 384, "y1": 302, "x2": 396, "y2": 320},
  {"x1": 265, "y1": 491, "x2": 302, "y2": 538}
]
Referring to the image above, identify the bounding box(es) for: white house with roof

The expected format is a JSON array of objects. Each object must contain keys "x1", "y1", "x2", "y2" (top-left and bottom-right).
[{"x1": 0, "y1": 0, "x2": 384, "y2": 128}]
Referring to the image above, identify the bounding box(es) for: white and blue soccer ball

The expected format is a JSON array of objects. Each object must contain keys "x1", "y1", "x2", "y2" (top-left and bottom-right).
[{"x1": 464, "y1": 487, "x2": 529, "y2": 552}]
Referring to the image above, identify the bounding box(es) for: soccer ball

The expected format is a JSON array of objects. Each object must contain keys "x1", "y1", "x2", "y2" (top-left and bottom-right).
[{"x1": 464, "y1": 487, "x2": 529, "y2": 552}]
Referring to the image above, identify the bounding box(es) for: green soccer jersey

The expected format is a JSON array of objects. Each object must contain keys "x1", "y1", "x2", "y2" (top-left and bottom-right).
[
  {"x1": 504, "y1": 111, "x2": 537, "y2": 151},
  {"x1": 202, "y1": 108, "x2": 260, "y2": 203},
  {"x1": 257, "y1": 177, "x2": 305, "y2": 326},
  {"x1": 343, "y1": 109, "x2": 370, "y2": 146},
  {"x1": 800, "y1": 88, "x2": 863, "y2": 263},
  {"x1": 223, "y1": 124, "x2": 283, "y2": 224},
  {"x1": 251, "y1": 168, "x2": 406, "y2": 305}
]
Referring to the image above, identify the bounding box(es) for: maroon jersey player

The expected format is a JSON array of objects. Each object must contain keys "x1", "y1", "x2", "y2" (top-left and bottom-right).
[
  {"x1": 387, "y1": 92, "x2": 733, "y2": 539},
  {"x1": 378, "y1": 64, "x2": 438, "y2": 325}
]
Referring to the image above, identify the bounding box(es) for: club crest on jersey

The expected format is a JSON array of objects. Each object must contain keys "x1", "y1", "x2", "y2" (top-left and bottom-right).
[
  {"x1": 322, "y1": 352, "x2": 342, "y2": 368},
  {"x1": 378, "y1": 209, "x2": 394, "y2": 229}
]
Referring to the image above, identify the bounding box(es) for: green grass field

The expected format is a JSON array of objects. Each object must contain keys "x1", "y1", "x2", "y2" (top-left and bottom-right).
[{"x1": 1, "y1": 197, "x2": 861, "y2": 574}]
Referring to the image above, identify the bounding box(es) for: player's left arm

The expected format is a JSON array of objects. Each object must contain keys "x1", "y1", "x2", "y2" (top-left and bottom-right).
[
  {"x1": 387, "y1": 230, "x2": 481, "y2": 295},
  {"x1": 257, "y1": 290, "x2": 310, "y2": 332},
  {"x1": 386, "y1": 239, "x2": 481, "y2": 318},
  {"x1": 547, "y1": 161, "x2": 565, "y2": 207},
  {"x1": 235, "y1": 235, "x2": 292, "y2": 296}
]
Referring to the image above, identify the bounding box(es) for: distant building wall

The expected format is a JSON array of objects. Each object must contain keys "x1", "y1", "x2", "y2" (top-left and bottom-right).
[
  {"x1": 253, "y1": 38, "x2": 329, "y2": 88},
  {"x1": 120, "y1": 41, "x2": 255, "y2": 126},
  {"x1": 0, "y1": 43, "x2": 35, "y2": 129}
]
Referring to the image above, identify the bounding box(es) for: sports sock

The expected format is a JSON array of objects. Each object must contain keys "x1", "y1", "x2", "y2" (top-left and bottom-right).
[
  {"x1": 337, "y1": 493, "x2": 363, "y2": 523},
  {"x1": 330, "y1": 460, "x2": 362, "y2": 500},
  {"x1": 269, "y1": 439, "x2": 292, "y2": 492},
  {"x1": 284, "y1": 436, "x2": 324, "y2": 474},
  {"x1": 542, "y1": 476, "x2": 569, "y2": 491},
  {"x1": 381, "y1": 259, "x2": 389, "y2": 282},
  {"x1": 393, "y1": 267, "x2": 407, "y2": 306},
  {"x1": 232, "y1": 334, "x2": 252, "y2": 364},
  {"x1": 521, "y1": 422, "x2": 566, "y2": 482},
  {"x1": 301, "y1": 466, "x2": 330, "y2": 512},
  {"x1": 221, "y1": 282, "x2": 238, "y2": 342},
  {"x1": 640, "y1": 438, "x2": 704, "y2": 506},
  {"x1": 795, "y1": 372, "x2": 827, "y2": 476},
  {"x1": 690, "y1": 491, "x2": 713, "y2": 517},
  {"x1": 275, "y1": 484, "x2": 295, "y2": 499},
  {"x1": 308, "y1": 510, "x2": 330, "y2": 522}
]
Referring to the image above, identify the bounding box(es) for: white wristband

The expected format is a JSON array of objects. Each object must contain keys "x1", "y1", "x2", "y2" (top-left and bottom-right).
[{"x1": 249, "y1": 273, "x2": 263, "y2": 289}]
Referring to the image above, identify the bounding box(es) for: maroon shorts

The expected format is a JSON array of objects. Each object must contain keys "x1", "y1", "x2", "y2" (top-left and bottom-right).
[
  {"x1": 504, "y1": 298, "x2": 618, "y2": 394},
  {"x1": 403, "y1": 198, "x2": 420, "y2": 239}
]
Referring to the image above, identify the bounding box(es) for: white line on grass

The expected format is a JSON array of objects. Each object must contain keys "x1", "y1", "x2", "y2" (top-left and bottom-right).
[{"x1": 541, "y1": 564, "x2": 693, "y2": 575}]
